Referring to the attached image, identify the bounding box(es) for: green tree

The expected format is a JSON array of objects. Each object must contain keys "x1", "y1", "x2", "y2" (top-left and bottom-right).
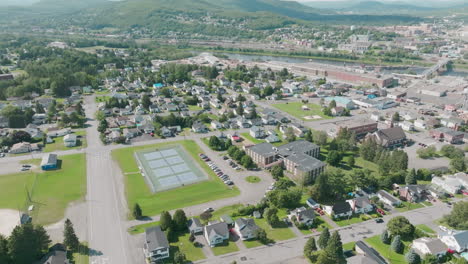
[
  {"x1": 271, "y1": 164, "x2": 284, "y2": 180},
  {"x1": 165, "y1": 227, "x2": 177, "y2": 243},
  {"x1": 9, "y1": 223, "x2": 51, "y2": 264},
  {"x1": 255, "y1": 228, "x2": 269, "y2": 244},
  {"x1": 241, "y1": 155, "x2": 255, "y2": 169},
  {"x1": 405, "y1": 169, "x2": 417, "y2": 185},
  {"x1": 174, "y1": 251, "x2": 186, "y2": 264},
  {"x1": 326, "y1": 150, "x2": 342, "y2": 166},
  {"x1": 318, "y1": 227, "x2": 330, "y2": 249},
  {"x1": 380, "y1": 229, "x2": 391, "y2": 244},
  {"x1": 387, "y1": 216, "x2": 415, "y2": 239},
  {"x1": 236, "y1": 104, "x2": 244, "y2": 116},
  {"x1": 304, "y1": 237, "x2": 317, "y2": 259},
  {"x1": 264, "y1": 207, "x2": 280, "y2": 227},
  {"x1": 208, "y1": 135, "x2": 221, "y2": 150},
  {"x1": 133, "y1": 203, "x2": 143, "y2": 220},
  {"x1": 160, "y1": 211, "x2": 173, "y2": 231},
  {"x1": 285, "y1": 127, "x2": 296, "y2": 142},
  {"x1": 346, "y1": 155, "x2": 355, "y2": 167},
  {"x1": 64, "y1": 219, "x2": 80, "y2": 252},
  {"x1": 317, "y1": 231, "x2": 346, "y2": 264},
  {"x1": 304, "y1": 129, "x2": 313, "y2": 143},
  {"x1": 391, "y1": 235, "x2": 404, "y2": 254},
  {"x1": 443, "y1": 201, "x2": 468, "y2": 229},
  {"x1": 173, "y1": 209, "x2": 188, "y2": 232},
  {"x1": 141, "y1": 95, "x2": 151, "y2": 110},
  {"x1": 406, "y1": 249, "x2": 421, "y2": 264},
  {"x1": 450, "y1": 158, "x2": 467, "y2": 172},
  {"x1": 392, "y1": 112, "x2": 400, "y2": 122},
  {"x1": 308, "y1": 172, "x2": 330, "y2": 202},
  {"x1": 328, "y1": 100, "x2": 337, "y2": 109},
  {"x1": 422, "y1": 254, "x2": 438, "y2": 264},
  {"x1": 0, "y1": 234, "x2": 9, "y2": 264},
  {"x1": 313, "y1": 131, "x2": 328, "y2": 146}
]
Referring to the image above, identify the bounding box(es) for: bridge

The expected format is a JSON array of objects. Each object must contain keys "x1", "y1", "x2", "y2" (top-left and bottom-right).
[{"x1": 421, "y1": 59, "x2": 451, "y2": 79}]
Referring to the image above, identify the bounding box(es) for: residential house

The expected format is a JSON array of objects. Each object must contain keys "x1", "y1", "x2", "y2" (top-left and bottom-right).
[
  {"x1": 265, "y1": 134, "x2": 280, "y2": 143},
  {"x1": 10, "y1": 142, "x2": 39, "y2": 154},
  {"x1": 160, "y1": 127, "x2": 173, "y2": 138},
  {"x1": 377, "y1": 190, "x2": 401, "y2": 207},
  {"x1": 250, "y1": 126, "x2": 265, "y2": 139},
  {"x1": 439, "y1": 230, "x2": 468, "y2": 253},
  {"x1": 399, "y1": 185, "x2": 427, "y2": 203},
  {"x1": 414, "y1": 119, "x2": 427, "y2": 130},
  {"x1": 25, "y1": 124, "x2": 43, "y2": 140},
  {"x1": 431, "y1": 176, "x2": 463, "y2": 194},
  {"x1": 63, "y1": 134, "x2": 77, "y2": 147},
  {"x1": 108, "y1": 131, "x2": 121, "y2": 142},
  {"x1": 234, "y1": 218, "x2": 260, "y2": 241},
  {"x1": 187, "y1": 218, "x2": 204, "y2": 235},
  {"x1": 192, "y1": 121, "x2": 208, "y2": 133},
  {"x1": 412, "y1": 237, "x2": 447, "y2": 257},
  {"x1": 324, "y1": 202, "x2": 353, "y2": 219},
  {"x1": 331, "y1": 106, "x2": 345, "y2": 116},
  {"x1": 144, "y1": 226, "x2": 170, "y2": 262},
  {"x1": 325, "y1": 96, "x2": 355, "y2": 109},
  {"x1": 211, "y1": 121, "x2": 223, "y2": 130},
  {"x1": 39, "y1": 243, "x2": 71, "y2": 264},
  {"x1": 204, "y1": 221, "x2": 229, "y2": 247},
  {"x1": 220, "y1": 215, "x2": 235, "y2": 228},
  {"x1": 368, "y1": 126, "x2": 407, "y2": 148},
  {"x1": 32, "y1": 113, "x2": 47, "y2": 125},
  {"x1": 123, "y1": 128, "x2": 140, "y2": 139},
  {"x1": 441, "y1": 117, "x2": 464, "y2": 130},
  {"x1": 399, "y1": 121, "x2": 415, "y2": 132},
  {"x1": 47, "y1": 128, "x2": 71, "y2": 138},
  {"x1": 306, "y1": 198, "x2": 320, "y2": 209},
  {"x1": 41, "y1": 153, "x2": 58, "y2": 171},
  {"x1": 289, "y1": 207, "x2": 315, "y2": 227},
  {"x1": 353, "y1": 241, "x2": 388, "y2": 264},
  {"x1": 348, "y1": 196, "x2": 374, "y2": 214}
]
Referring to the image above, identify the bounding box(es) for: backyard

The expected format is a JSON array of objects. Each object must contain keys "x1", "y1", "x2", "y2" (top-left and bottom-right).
[
  {"x1": 111, "y1": 140, "x2": 240, "y2": 218},
  {"x1": 43, "y1": 130, "x2": 87, "y2": 152},
  {"x1": 365, "y1": 235, "x2": 409, "y2": 264},
  {"x1": 0, "y1": 154, "x2": 87, "y2": 225},
  {"x1": 272, "y1": 102, "x2": 332, "y2": 121}
]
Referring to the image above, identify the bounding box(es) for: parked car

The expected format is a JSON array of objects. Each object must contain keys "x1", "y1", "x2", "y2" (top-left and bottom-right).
[
  {"x1": 224, "y1": 180, "x2": 234, "y2": 185},
  {"x1": 20, "y1": 167, "x2": 30, "y2": 171},
  {"x1": 375, "y1": 218, "x2": 384, "y2": 223},
  {"x1": 223, "y1": 156, "x2": 229, "y2": 160},
  {"x1": 22, "y1": 164, "x2": 31, "y2": 168},
  {"x1": 204, "y1": 207, "x2": 214, "y2": 213}
]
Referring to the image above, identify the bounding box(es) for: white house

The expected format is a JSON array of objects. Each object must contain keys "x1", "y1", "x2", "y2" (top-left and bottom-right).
[
  {"x1": 234, "y1": 218, "x2": 260, "y2": 240},
  {"x1": 414, "y1": 119, "x2": 427, "y2": 130},
  {"x1": 204, "y1": 222, "x2": 229, "y2": 247},
  {"x1": 411, "y1": 237, "x2": 447, "y2": 257},
  {"x1": 431, "y1": 176, "x2": 463, "y2": 194},
  {"x1": 347, "y1": 196, "x2": 374, "y2": 214},
  {"x1": 188, "y1": 218, "x2": 204, "y2": 235},
  {"x1": 439, "y1": 230, "x2": 468, "y2": 253},
  {"x1": 377, "y1": 190, "x2": 402, "y2": 207},
  {"x1": 144, "y1": 226, "x2": 170, "y2": 262},
  {"x1": 324, "y1": 202, "x2": 352, "y2": 219},
  {"x1": 211, "y1": 121, "x2": 223, "y2": 130},
  {"x1": 63, "y1": 134, "x2": 77, "y2": 147},
  {"x1": 250, "y1": 126, "x2": 265, "y2": 139},
  {"x1": 288, "y1": 207, "x2": 315, "y2": 227},
  {"x1": 398, "y1": 121, "x2": 414, "y2": 131}
]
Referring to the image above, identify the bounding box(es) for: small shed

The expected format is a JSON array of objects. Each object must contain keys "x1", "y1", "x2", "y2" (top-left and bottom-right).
[
  {"x1": 41, "y1": 153, "x2": 58, "y2": 170},
  {"x1": 220, "y1": 214, "x2": 235, "y2": 227}
]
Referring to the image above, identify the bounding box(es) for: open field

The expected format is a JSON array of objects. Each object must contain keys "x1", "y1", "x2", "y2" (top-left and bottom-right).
[
  {"x1": 272, "y1": 102, "x2": 332, "y2": 121},
  {"x1": 0, "y1": 154, "x2": 86, "y2": 225},
  {"x1": 111, "y1": 140, "x2": 240, "y2": 218},
  {"x1": 43, "y1": 131, "x2": 87, "y2": 152}
]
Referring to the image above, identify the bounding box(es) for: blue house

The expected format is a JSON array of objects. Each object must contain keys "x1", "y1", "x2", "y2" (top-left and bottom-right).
[{"x1": 41, "y1": 153, "x2": 58, "y2": 170}]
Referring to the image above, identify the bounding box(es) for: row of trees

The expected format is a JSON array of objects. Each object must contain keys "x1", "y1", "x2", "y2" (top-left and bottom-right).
[
  {"x1": 303, "y1": 229, "x2": 346, "y2": 264},
  {"x1": 227, "y1": 145, "x2": 256, "y2": 169}
]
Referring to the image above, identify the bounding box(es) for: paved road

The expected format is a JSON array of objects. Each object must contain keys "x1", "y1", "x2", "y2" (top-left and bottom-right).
[
  {"x1": 84, "y1": 96, "x2": 132, "y2": 264},
  {"x1": 195, "y1": 201, "x2": 456, "y2": 264}
]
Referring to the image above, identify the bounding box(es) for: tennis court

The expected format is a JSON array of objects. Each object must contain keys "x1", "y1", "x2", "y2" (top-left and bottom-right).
[{"x1": 135, "y1": 145, "x2": 208, "y2": 192}]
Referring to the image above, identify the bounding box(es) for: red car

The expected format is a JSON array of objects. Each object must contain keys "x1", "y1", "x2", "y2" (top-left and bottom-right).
[
  {"x1": 376, "y1": 208, "x2": 385, "y2": 215},
  {"x1": 315, "y1": 208, "x2": 324, "y2": 216}
]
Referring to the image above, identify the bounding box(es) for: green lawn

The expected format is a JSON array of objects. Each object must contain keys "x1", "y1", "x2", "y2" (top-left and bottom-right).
[
  {"x1": 172, "y1": 232, "x2": 205, "y2": 262},
  {"x1": 298, "y1": 216, "x2": 333, "y2": 235},
  {"x1": 255, "y1": 218, "x2": 296, "y2": 241},
  {"x1": 128, "y1": 221, "x2": 160, "y2": 235},
  {"x1": 243, "y1": 239, "x2": 264, "y2": 248},
  {"x1": 95, "y1": 96, "x2": 110, "y2": 103},
  {"x1": 365, "y1": 235, "x2": 409, "y2": 264},
  {"x1": 111, "y1": 140, "x2": 240, "y2": 218},
  {"x1": 272, "y1": 102, "x2": 332, "y2": 121},
  {"x1": 416, "y1": 224, "x2": 435, "y2": 235},
  {"x1": 188, "y1": 105, "x2": 203, "y2": 111},
  {"x1": 343, "y1": 241, "x2": 356, "y2": 252},
  {"x1": 211, "y1": 237, "x2": 239, "y2": 256},
  {"x1": 72, "y1": 242, "x2": 89, "y2": 264},
  {"x1": 245, "y1": 176, "x2": 261, "y2": 183},
  {"x1": 334, "y1": 215, "x2": 369, "y2": 227},
  {"x1": 43, "y1": 131, "x2": 87, "y2": 152},
  {"x1": 354, "y1": 157, "x2": 379, "y2": 172},
  {"x1": 395, "y1": 202, "x2": 424, "y2": 212},
  {"x1": 0, "y1": 154, "x2": 87, "y2": 225},
  {"x1": 240, "y1": 133, "x2": 264, "y2": 144}
]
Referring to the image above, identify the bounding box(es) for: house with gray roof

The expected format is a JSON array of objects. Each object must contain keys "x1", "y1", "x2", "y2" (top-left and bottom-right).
[
  {"x1": 204, "y1": 221, "x2": 229, "y2": 247},
  {"x1": 187, "y1": 218, "x2": 203, "y2": 234},
  {"x1": 368, "y1": 126, "x2": 407, "y2": 148},
  {"x1": 144, "y1": 226, "x2": 170, "y2": 262},
  {"x1": 439, "y1": 230, "x2": 468, "y2": 253},
  {"x1": 39, "y1": 243, "x2": 71, "y2": 264},
  {"x1": 353, "y1": 240, "x2": 388, "y2": 264},
  {"x1": 289, "y1": 207, "x2": 315, "y2": 227},
  {"x1": 412, "y1": 237, "x2": 447, "y2": 257},
  {"x1": 348, "y1": 196, "x2": 374, "y2": 214},
  {"x1": 377, "y1": 190, "x2": 401, "y2": 207},
  {"x1": 234, "y1": 218, "x2": 260, "y2": 240}
]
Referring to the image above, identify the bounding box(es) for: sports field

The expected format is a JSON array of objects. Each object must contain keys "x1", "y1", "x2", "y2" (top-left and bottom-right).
[
  {"x1": 272, "y1": 102, "x2": 332, "y2": 121},
  {"x1": 112, "y1": 140, "x2": 240, "y2": 218},
  {"x1": 0, "y1": 154, "x2": 86, "y2": 225}
]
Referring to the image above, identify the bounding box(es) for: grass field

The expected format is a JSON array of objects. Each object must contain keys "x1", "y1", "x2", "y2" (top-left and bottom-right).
[
  {"x1": 211, "y1": 237, "x2": 239, "y2": 256},
  {"x1": 255, "y1": 218, "x2": 296, "y2": 241},
  {"x1": 172, "y1": 232, "x2": 206, "y2": 262},
  {"x1": 188, "y1": 105, "x2": 203, "y2": 111},
  {"x1": 272, "y1": 102, "x2": 332, "y2": 121},
  {"x1": 334, "y1": 215, "x2": 368, "y2": 227},
  {"x1": 0, "y1": 154, "x2": 86, "y2": 225},
  {"x1": 43, "y1": 131, "x2": 87, "y2": 152},
  {"x1": 128, "y1": 220, "x2": 161, "y2": 235},
  {"x1": 245, "y1": 176, "x2": 261, "y2": 183},
  {"x1": 396, "y1": 202, "x2": 424, "y2": 212},
  {"x1": 111, "y1": 140, "x2": 240, "y2": 218},
  {"x1": 416, "y1": 224, "x2": 435, "y2": 235},
  {"x1": 343, "y1": 241, "x2": 356, "y2": 252},
  {"x1": 365, "y1": 235, "x2": 409, "y2": 264}
]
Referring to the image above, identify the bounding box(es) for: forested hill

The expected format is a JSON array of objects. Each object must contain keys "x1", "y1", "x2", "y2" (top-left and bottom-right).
[{"x1": 0, "y1": 0, "x2": 422, "y2": 35}]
